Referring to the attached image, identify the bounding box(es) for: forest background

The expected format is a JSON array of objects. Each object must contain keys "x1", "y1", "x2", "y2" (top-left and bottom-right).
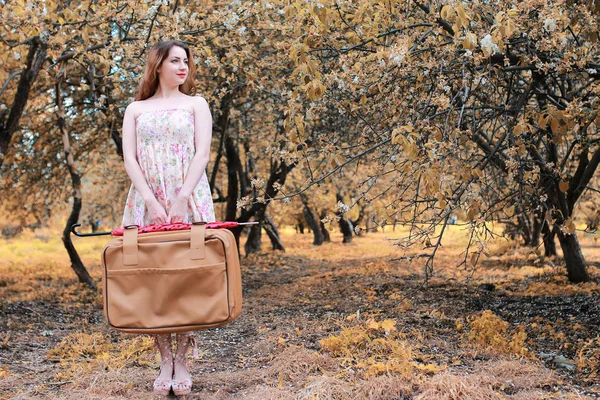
[{"x1": 1, "y1": 0, "x2": 600, "y2": 398}]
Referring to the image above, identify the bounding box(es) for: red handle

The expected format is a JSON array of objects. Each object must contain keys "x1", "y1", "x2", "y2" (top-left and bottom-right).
[{"x1": 111, "y1": 221, "x2": 253, "y2": 236}]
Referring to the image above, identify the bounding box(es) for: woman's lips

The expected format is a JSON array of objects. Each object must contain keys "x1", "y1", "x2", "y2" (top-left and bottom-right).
[{"x1": 177, "y1": 74, "x2": 186, "y2": 78}]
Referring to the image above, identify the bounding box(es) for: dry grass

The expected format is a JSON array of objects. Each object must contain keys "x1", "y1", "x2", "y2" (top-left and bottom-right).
[
  {"x1": 415, "y1": 372, "x2": 501, "y2": 400},
  {"x1": 263, "y1": 346, "x2": 339, "y2": 383}
]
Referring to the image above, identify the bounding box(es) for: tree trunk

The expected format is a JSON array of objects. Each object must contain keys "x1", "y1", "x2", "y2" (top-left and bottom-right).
[
  {"x1": 264, "y1": 214, "x2": 285, "y2": 251},
  {"x1": 0, "y1": 36, "x2": 48, "y2": 168},
  {"x1": 557, "y1": 232, "x2": 590, "y2": 283},
  {"x1": 210, "y1": 92, "x2": 231, "y2": 191},
  {"x1": 238, "y1": 161, "x2": 294, "y2": 223},
  {"x1": 335, "y1": 193, "x2": 351, "y2": 242},
  {"x1": 319, "y1": 209, "x2": 331, "y2": 242},
  {"x1": 243, "y1": 189, "x2": 267, "y2": 255},
  {"x1": 339, "y1": 218, "x2": 353, "y2": 243},
  {"x1": 108, "y1": 113, "x2": 123, "y2": 159},
  {"x1": 232, "y1": 118, "x2": 296, "y2": 247},
  {"x1": 531, "y1": 213, "x2": 543, "y2": 248},
  {"x1": 89, "y1": 218, "x2": 98, "y2": 233},
  {"x1": 542, "y1": 221, "x2": 557, "y2": 257},
  {"x1": 303, "y1": 204, "x2": 323, "y2": 245},
  {"x1": 321, "y1": 224, "x2": 330, "y2": 242},
  {"x1": 518, "y1": 213, "x2": 533, "y2": 246},
  {"x1": 320, "y1": 216, "x2": 330, "y2": 242},
  {"x1": 244, "y1": 222, "x2": 262, "y2": 255},
  {"x1": 366, "y1": 215, "x2": 379, "y2": 233},
  {"x1": 351, "y1": 203, "x2": 365, "y2": 235},
  {"x1": 56, "y1": 69, "x2": 96, "y2": 289},
  {"x1": 225, "y1": 134, "x2": 240, "y2": 223},
  {"x1": 62, "y1": 199, "x2": 96, "y2": 289}
]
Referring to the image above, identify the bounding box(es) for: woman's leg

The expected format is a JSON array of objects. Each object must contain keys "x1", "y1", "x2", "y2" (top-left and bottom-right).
[
  {"x1": 172, "y1": 331, "x2": 195, "y2": 395},
  {"x1": 153, "y1": 333, "x2": 173, "y2": 395}
]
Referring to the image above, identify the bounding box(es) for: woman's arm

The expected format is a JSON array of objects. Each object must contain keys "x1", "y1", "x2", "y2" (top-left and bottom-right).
[
  {"x1": 167, "y1": 97, "x2": 213, "y2": 222},
  {"x1": 122, "y1": 103, "x2": 168, "y2": 224}
]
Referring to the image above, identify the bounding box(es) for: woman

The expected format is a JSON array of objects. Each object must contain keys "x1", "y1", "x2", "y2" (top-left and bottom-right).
[{"x1": 120, "y1": 40, "x2": 215, "y2": 396}]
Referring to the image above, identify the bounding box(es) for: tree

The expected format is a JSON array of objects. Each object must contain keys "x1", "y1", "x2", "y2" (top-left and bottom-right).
[
  {"x1": 55, "y1": 60, "x2": 96, "y2": 289},
  {"x1": 282, "y1": 0, "x2": 599, "y2": 282}
]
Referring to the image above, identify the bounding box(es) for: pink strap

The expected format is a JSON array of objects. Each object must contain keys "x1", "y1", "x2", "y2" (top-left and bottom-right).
[
  {"x1": 152, "y1": 336, "x2": 159, "y2": 358},
  {"x1": 189, "y1": 336, "x2": 199, "y2": 359}
]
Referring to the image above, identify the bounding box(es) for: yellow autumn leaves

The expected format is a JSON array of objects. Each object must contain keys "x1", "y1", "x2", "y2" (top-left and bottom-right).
[
  {"x1": 537, "y1": 109, "x2": 577, "y2": 145},
  {"x1": 441, "y1": 2, "x2": 519, "y2": 53},
  {"x1": 366, "y1": 318, "x2": 397, "y2": 333},
  {"x1": 291, "y1": 43, "x2": 326, "y2": 101},
  {"x1": 47, "y1": 333, "x2": 154, "y2": 380},
  {"x1": 441, "y1": 3, "x2": 470, "y2": 33},
  {"x1": 319, "y1": 317, "x2": 443, "y2": 377},
  {"x1": 466, "y1": 310, "x2": 532, "y2": 357},
  {"x1": 391, "y1": 125, "x2": 418, "y2": 159}
]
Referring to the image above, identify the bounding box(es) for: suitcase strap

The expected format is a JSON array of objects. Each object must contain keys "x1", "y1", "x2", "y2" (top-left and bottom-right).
[
  {"x1": 122, "y1": 223, "x2": 207, "y2": 266},
  {"x1": 123, "y1": 227, "x2": 138, "y2": 265},
  {"x1": 190, "y1": 223, "x2": 206, "y2": 260}
]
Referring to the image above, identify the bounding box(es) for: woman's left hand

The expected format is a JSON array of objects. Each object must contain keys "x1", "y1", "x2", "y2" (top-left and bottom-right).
[{"x1": 167, "y1": 195, "x2": 189, "y2": 223}]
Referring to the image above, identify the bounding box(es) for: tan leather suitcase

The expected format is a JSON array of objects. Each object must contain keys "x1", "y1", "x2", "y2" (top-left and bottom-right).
[{"x1": 101, "y1": 223, "x2": 242, "y2": 334}]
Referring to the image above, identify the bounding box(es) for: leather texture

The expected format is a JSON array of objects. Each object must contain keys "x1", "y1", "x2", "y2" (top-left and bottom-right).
[{"x1": 101, "y1": 224, "x2": 242, "y2": 333}]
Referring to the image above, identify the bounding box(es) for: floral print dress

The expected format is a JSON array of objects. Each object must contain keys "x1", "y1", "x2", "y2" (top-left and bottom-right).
[{"x1": 121, "y1": 108, "x2": 216, "y2": 227}]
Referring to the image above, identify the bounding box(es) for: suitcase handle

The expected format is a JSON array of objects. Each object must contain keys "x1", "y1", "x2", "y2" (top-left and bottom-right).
[
  {"x1": 190, "y1": 223, "x2": 206, "y2": 260},
  {"x1": 122, "y1": 223, "x2": 208, "y2": 266},
  {"x1": 122, "y1": 226, "x2": 138, "y2": 265},
  {"x1": 70, "y1": 221, "x2": 258, "y2": 237}
]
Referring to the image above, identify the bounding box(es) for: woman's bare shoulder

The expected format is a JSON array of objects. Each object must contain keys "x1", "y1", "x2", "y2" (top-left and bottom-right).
[
  {"x1": 188, "y1": 94, "x2": 208, "y2": 108},
  {"x1": 125, "y1": 100, "x2": 142, "y2": 114},
  {"x1": 179, "y1": 93, "x2": 201, "y2": 100},
  {"x1": 125, "y1": 100, "x2": 154, "y2": 118}
]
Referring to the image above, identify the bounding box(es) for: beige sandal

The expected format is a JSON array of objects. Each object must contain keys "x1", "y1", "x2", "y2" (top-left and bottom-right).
[
  {"x1": 152, "y1": 334, "x2": 173, "y2": 396},
  {"x1": 172, "y1": 333, "x2": 197, "y2": 396}
]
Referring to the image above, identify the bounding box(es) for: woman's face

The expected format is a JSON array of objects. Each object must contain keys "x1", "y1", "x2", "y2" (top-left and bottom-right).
[{"x1": 157, "y1": 45, "x2": 189, "y2": 87}]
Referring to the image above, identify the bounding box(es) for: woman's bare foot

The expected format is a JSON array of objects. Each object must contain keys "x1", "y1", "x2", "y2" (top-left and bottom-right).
[
  {"x1": 172, "y1": 333, "x2": 193, "y2": 395},
  {"x1": 153, "y1": 334, "x2": 173, "y2": 396}
]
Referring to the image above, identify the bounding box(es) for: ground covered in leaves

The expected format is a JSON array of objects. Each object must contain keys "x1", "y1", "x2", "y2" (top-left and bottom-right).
[{"x1": 1, "y1": 225, "x2": 599, "y2": 399}]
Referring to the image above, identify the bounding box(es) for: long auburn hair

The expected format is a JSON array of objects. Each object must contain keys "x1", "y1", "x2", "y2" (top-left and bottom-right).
[{"x1": 135, "y1": 40, "x2": 197, "y2": 101}]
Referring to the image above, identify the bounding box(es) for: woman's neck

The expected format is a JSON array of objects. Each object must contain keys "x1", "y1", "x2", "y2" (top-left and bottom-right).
[{"x1": 153, "y1": 85, "x2": 182, "y2": 99}]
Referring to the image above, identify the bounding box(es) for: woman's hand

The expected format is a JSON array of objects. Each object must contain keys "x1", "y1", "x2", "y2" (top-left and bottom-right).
[
  {"x1": 167, "y1": 195, "x2": 189, "y2": 223},
  {"x1": 146, "y1": 198, "x2": 168, "y2": 225}
]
